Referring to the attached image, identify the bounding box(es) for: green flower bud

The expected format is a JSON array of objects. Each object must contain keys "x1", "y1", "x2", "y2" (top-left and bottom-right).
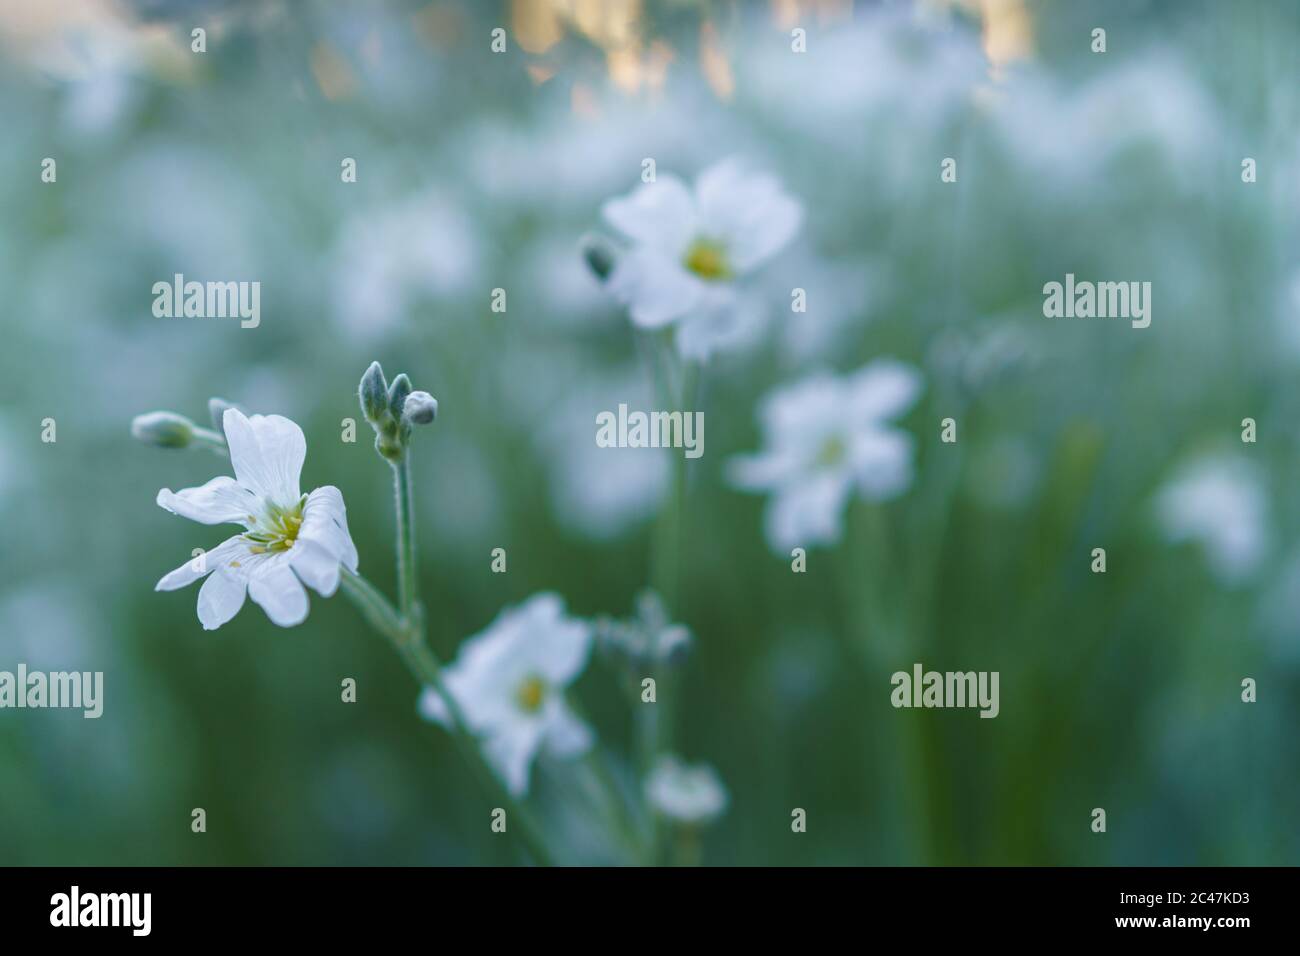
[
  {"x1": 131, "y1": 411, "x2": 196, "y2": 449},
  {"x1": 387, "y1": 373, "x2": 412, "y2": 421},
  {"x1": 359, "y1": 362, "x2": 389, "y2": 424},
  {"x1": 403, "y1": 391, "x2": 438, "y2": 425},
  {"x1": 580, "y1": 232, "x2": 619, "y2": 282}
]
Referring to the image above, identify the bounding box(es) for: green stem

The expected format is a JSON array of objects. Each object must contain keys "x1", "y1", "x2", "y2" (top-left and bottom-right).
[
  {"x1": 392, "y1": 457, "x2": 419, "y2": 624},
  {"x1": 648, "y1": 349, "x2": 696, "y2": 620},
  {"x1": 339, "y1": 567, "x2": 558, "y2": 867},
  {"x1": 640, "y1": 341, "x2": 700, "y2": 864},
  {"x1": 166, "y1": 403, "x2": 560, "y2": 864}
]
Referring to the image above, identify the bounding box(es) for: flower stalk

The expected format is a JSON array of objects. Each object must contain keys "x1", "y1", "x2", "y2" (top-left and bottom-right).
[
  {"x1": 137, "y1": 369, "x2": 561, "y2": 866},
  {"x1": 355, "y1": 362, "x2": 561, "y2": 866}
]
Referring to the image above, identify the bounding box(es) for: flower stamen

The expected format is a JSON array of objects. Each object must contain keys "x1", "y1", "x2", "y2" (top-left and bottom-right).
[
  {"x1": 683, "y1": 238, "x2": 732, "y2": 281},
  {"x1": 242, "y1": 495, "x2": 307, "y2": 554},
  {"x1": 515, "y1": 674, "x2": 547, "y2": 714}
]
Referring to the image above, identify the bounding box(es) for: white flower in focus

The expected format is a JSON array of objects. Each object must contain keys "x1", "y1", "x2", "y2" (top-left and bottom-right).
[
  {"x1": 728, "y1": 361, "x2": 923, "y2": 553},
  {"x1": 646, "y1": 755, "x2": 728, "y2": 826},
  {"x1": 1155, "y1": 455, "x2": 1267, "y2": 584},
  {"x1": 418, "y1": 593, "x2": 594, "y2": 797},
  {"x1": 154, "y1": 409, "x2": 359, "y2": 630},
  {"x1": 600, "y1": 158, "x2": 802, "y2": 359}
]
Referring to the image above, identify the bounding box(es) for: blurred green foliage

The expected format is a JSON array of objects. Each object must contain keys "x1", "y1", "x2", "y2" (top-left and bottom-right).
[{"x1": 1, "y1": 0, "x2": 1297, "y2": 865}]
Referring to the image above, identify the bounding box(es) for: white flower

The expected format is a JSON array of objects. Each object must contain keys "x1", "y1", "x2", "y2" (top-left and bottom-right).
[
  {"x1": 728, "y1": 360, "x2": 923, "y2": 553},
  {"x1": 600, "y1": 158, "x2": 802, "y2": 359},
  {"x1": 418, "y1": 593, "x2": 594, "y2": 797},
  {"x1": 154, "y1": 409, "x2": 359, "y2": 630},
  {"x1": 645, "y1": 755, "x2": 728, "y2": 826},
  {"x1": 1155, "y1": 455, "x2": 1267, "y2": 584}
]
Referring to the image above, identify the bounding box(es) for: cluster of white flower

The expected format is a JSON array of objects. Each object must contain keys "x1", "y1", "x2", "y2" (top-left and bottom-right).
[{"x1": 594, "y1": 160, "x2": 927, "y2": 554}]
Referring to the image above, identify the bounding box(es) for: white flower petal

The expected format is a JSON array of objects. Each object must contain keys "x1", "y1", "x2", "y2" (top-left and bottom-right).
[
  {"x1": 600, "y1": 174, "x2": 697, "y2": 255},
  {"x1": 726, "y1": 447, "x2": 807, "y2": 492},
  {"x1": 156, "y1": 476, "x2": 259, "y2": 526},
  {"x1": 543, "y1": 700, "x2": 594, "y2": 759},
  {"x1": 757, "y1": 372, "x2": 847, "y2": 445},
  {"x1": 605, "y1": 248, "x2": 704, "y2": 328},
  {"x1": 850, "y1": 428, "x2": 915, "y2": 499},
  {"x1": 155, "y1": 535, "x2": 249, "y2": 591},
  {"x1": 417, "y1": 685, "x2": 450, "y2": 726},
  {"x1": 694, "y1": 158, "x2": 802, "y2": 272},
  {"x1": 419, "y1": 646, "x2": 516, "y2": 732},
  {"x1": 289, "y1": 538, "x2": 341, "y2": 597},
  {"x1": 763, "y1": 471, "x2": 853, "y2": 553},
  {"x1": 483, "y1": 720, "x2": 547, "y2": 797},
  {"x1": 197, "y1": 566, "x2": 249, "y2": 630},
  {"x1": 674, "y1": 289, "x2": 765, "y2": 362},
  {"x1": 223, "y1": 408, "x2": 305, "y2": 506},
  {"x1": 247, "y1": 559, "x2": 309, "y2": 627},
  {"x1": 523, "y1": 594, "x2": 591, "y2": 685},
  {"x1": 847, "y1": 359, "x2": 923, "y2": 423},
  {"x1": 299, "y1": 485, "x2": 359, "y2": 571},
  {"x1": 646, "y1": 755, "x2": 728, "y2": 824}
]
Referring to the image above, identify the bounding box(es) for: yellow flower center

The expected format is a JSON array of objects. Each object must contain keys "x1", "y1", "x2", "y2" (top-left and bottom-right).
[
  {"x1": 515, "y1": 674, "x2": 547, "y2": 713},
  {"x1": 816, "y1": 435, "x2": 847, "y2": 469},
  {"x1": 243, "y1": 497, "x2": 306, "y2": 554},
  {"x1": 683, "y1": 239, "x2": 732, "y2": 281}
]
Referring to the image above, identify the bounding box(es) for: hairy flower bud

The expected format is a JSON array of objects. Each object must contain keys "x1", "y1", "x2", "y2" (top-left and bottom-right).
[
  {"x1": 131, "y1": 411, "x2": 196, "y2": 449},
  {"x1": 387, "y1": 373, "x2": 412, "y2": 421},
  {"x1": 359, "y1": 361, "x2": 389, "y2": 425},
  {"x1": 403, "y1": 391, "x2": 438, "y2": 425},
  {"x1": 580, "y1": 232, "x2": 618, "y2": 282}
]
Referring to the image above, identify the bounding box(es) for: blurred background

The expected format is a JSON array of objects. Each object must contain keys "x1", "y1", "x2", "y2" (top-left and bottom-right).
[{"x1": 1, "y1": 0, "x2": 1298, "y2": 865}]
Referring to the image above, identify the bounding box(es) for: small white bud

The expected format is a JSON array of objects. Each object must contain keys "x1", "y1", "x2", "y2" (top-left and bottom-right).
[{"x1": 403, "y1": 391, "x2": 438, "y2": 425}]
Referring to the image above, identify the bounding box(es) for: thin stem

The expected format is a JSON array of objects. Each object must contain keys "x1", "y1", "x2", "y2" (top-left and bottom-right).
[
  {"x1": 164, "y1": 403, "x2": 561, "y2": 863},
  {"x1": 389, "y1": 452, "x2": 558, "y2": 866},
  {"x1": 392, "y1": 456, "x2": 419, "y2": 624},
  {"x1": 338, "y1": 566, "x2": 558, "y2": 867},
  {"x1": 640, "y1": 340, "x2": 701, "y2": 864},
  {"x1": 649, "y1": 349, "x2": 696, "y2": 619}
]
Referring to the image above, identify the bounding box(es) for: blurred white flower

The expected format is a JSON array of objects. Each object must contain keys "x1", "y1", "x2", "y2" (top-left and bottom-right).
[
  {"x1": 534, "y1": 365, "x2": 670, "y2": 540},
  {"x1": 728, "y1": 360, "x2": 923, "y2": 553},
  {"x1": 1274, "y1": 270, "x2": 1300, "y2": 359},
  {"x1": 773, "y1": 255, "x2": 878, "y2": 365},
  {"x1": 333, "y1": 188, "x2": 482, "y2": 339},
  {"x1": 743, "y1": 7, "x2": 983, "y2": 156},
  {"x1": 645, "y1": 755, "x2": 728, "y2": 826},
  {"x1": 419, "y1": 593, "x2": 594, "y2": 797},
  {"x1": 154, "y1": 409, "x2": 359, "y2": 630},
  {"x1": 995, "y1": 55, "x2": 1218, "y2": 190},
  {"x1": 1155, "y1": 455, "x2": 1267, "y2": 584},
  {"x1": 596, "y1": 590, "x2": 692, "y2": 667},
  {"x1": 600, "y1": 158, "x2": 802, "y2": 360}
]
